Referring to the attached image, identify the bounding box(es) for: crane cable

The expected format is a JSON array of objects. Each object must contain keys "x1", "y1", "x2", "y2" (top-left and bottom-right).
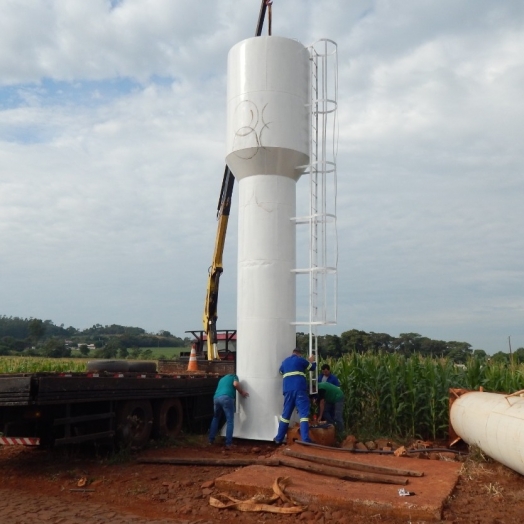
[{"x1": 266, "y1": 0, "x2": 272, "y2": 36}]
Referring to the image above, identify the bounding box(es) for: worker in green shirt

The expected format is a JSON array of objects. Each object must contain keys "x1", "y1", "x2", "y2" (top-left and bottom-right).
[
  {"x1": 209, "y1": 373, "x2": 249, "y2": 448},
  {"x1": 316, "y1": 381, "x2": 345, "y2": 435}
]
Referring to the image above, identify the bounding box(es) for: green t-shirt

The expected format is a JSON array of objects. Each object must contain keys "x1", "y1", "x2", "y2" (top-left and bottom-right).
[
  {"x1": 214, "y1": 374, "x2": 239, "y2": 399},
  {"x1": 318, "y1": 381, "x2": 344, "y2": 403}
]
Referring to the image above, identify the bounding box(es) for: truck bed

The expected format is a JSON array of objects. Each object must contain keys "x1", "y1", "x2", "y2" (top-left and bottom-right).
[{"x1": 0, "y1": 372, "x2": 220, "y2": 406}]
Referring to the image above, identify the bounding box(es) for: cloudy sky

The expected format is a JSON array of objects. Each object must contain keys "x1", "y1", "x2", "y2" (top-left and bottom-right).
[{"x1": 0, "y1": 0, "x2": 522, "y2": 354}]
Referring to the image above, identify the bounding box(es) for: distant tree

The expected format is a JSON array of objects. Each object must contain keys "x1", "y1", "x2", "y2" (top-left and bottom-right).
[
  {"x1": 490, "y1": 351, "x2": 509, "y2": 364},
  {"x1": 82, "y1": 324, "x2": 145, "y2": 336},
  {"x1": 512, "y1": 347, "x2": 524, "y2": 364},
  {"x1": 28, "y1": 319, "x2": 46, "y2": 344},
  {"x1": 129, "y1": 346, "x2": 141, "y2": 359},
  {"x1": 393, "y1": 333, "x2": 422, "y2": 355},
  {"x1": 140, "y1": 349, "x2": 153, "y2": 360},
  {"x1": 65, "y1": 326, "x2": 79, "y2": 336},
  {"x1": 42, "y1": 320, "x2": 70, "y2": 338},
  {"x1": 295, "y1": 332, "x2": 309, "y2": 353},
  {"x1": 93, "y1": 346, "x2": 115, "y2": 359},
  {"x1": 100, "y1": 338, "x2": 124, "y2": 359},
  {"x1": 473, "y1": 349, "x2": 488, "y2": 359},
  {"x1": 1, "y1": 336, "x2": 16, "y2": 350},
  {"x1": 419, "y1": 337, "x2": 447, "y2": 357},
  {"x1": 320, "y1": 334, "x2": 343, "y2": 358},
  {"x1": 79, "y1": 344, "x2": 90, "y2": 357},
  {"x1": 0, "y1": 315, "x2": 32, "y2": 338},
  {"x1": 1, "y1": 336, "x2": 28, "y2": 352},
  {"x1": 368, "y1": 332, "x2": 394, "y2": 353},
  {"x1": 341, "y1": 329, "x2": 370, "y2": 353},
  {"x1": 446, "y1": 341, "x2": 473, "y2": 364},
  {"x1": 42, "y1": 338, "x2": 71, "y2": 358},
  {"x1": 22, "y1": 347, "x2": 39, "y2": 356},
  {"x1": 118, "y1": 346, "x2": 129, "y2": 359},
  {"x1": 158, "y1": 330, "x2": 172, "y2": 337}
]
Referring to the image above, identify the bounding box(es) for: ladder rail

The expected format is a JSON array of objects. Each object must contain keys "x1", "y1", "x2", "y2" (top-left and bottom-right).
[{"x1": 290, "y1": 39, "x2": 339, "y2": 395}]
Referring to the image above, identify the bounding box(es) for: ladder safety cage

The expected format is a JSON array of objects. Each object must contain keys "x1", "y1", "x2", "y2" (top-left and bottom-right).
[{"x1": 291, "y1": 39, "x2": 339, "y2": 395}]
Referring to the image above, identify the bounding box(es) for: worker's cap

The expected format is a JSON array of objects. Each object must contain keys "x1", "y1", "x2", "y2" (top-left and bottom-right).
[{"x1": 292, "y1": 347, "x2": 304, "y2": 354}]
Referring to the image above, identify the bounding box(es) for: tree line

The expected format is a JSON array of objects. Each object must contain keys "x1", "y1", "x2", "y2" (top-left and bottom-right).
[
  {"x1": 0, "y1": 316, "x2": 187, "y2": 358},
  {"x1": 297, "y1": 330, "x2": 523, "y2": 364},
  {"x1": 1, "y1": 315, "x2": 521, "y2": 363}
]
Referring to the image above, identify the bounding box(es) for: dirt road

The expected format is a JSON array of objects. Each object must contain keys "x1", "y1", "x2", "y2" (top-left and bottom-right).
[{"x1": 1, "y1": 436, "x2": 523, "y2": 524}]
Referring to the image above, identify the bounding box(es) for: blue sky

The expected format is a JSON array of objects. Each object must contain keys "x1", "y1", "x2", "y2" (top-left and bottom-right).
[{"x1": 0, "y1": 0, "x2": 523, "y2": 353}]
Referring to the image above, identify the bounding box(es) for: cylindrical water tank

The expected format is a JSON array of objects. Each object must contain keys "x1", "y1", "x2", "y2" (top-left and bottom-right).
[
  {"x1": 226, "y1": 36, "x2": 310, "y2": 180},
  {"x1": 450, "y1": 391, "x2": 524, "y2": 475},
  {"x1": 226, "y1": 36, "x2": 310, "y2": 441}
]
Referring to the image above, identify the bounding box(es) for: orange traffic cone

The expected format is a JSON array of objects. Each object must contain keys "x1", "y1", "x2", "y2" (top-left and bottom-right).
[{"x1": 187, "y1": 345, "x2": 199, "y2": 371}]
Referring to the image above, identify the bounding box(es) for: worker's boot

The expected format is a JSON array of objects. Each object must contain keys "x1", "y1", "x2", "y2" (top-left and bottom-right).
[
  {"x1": 299, "y1": 420, "x2": 312, "y2": 443},
  {"x1": 274, "y1": 421, "x2": 289, "y2": 444}
]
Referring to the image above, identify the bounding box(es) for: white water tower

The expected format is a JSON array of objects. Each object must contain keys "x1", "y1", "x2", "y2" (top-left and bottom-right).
[{"x1": 226, "y1": 35, "x2": 338, "y2": 441}]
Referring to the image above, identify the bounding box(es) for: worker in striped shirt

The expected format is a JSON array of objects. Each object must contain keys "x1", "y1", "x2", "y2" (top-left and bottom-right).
[{"x1": 274, "y1": 347, "x2": 316, "y2": 444}]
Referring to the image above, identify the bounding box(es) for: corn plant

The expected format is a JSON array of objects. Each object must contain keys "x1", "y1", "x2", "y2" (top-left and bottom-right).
[
  {"x1": 0, "y1": 357, "x2": 87, "y2": 374},
  {"x1": 321, "y1": 352, "x2": 524, "y2": 441}
]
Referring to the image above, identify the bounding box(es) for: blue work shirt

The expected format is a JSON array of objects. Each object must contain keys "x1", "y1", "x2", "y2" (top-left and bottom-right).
[
  {"x1": 279, "y1": 354, "x2": 316, "y2": 394},
  {"x1": 318, "y1": 373, "x2": 341, "y2": 387}
]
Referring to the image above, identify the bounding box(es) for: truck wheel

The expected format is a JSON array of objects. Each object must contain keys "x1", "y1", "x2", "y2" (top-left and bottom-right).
[
  {"x1": 154, "y1": 398, "x2": 183, "y2": 438},
  {"x1": 87, "y1": 360, "x2": 130, "y2": 373},
  {"x1": 128, "y1": 361, "x2": 157, "y2": 373},
  {"x1": 117, "y1": 400, "x2": 153, "y2": 449}
]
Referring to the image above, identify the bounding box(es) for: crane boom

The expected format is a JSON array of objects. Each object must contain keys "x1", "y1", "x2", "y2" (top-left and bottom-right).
[
  {"x1": 202, "y1": 1, "x2": 271, "y2": 360},
  {"x1": 202, "y1": 166, "x2": 234, "y2": 360}
]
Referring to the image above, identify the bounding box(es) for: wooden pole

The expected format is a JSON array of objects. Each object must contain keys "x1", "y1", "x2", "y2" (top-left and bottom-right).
[
  {"x1": 278, "y1": 457, "x2": 409, "y2": 485},
  {"x1": 282, "y1": 449, "x2": 423, "y2": 477},
  {"x1": 137, "y1": 457, "x2": 279, "y2": 467}
]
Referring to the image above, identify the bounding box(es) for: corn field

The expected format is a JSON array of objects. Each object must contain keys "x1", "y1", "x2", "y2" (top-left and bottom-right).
[
  {"x1": 0, "y1": 357, "x2": 87, "y2": 374},
  {"x1": 3, "y1": 354, "x2": 524, "y2": 441},
  {"x1": 326, "y1": 353, "x2": 524, "y2": 441}
]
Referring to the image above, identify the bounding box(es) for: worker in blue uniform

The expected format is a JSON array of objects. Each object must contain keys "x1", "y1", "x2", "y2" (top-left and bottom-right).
[
  {"x1": 274, "y1": 347, "x2": 317, "y2": 444},
  {"x1": 318, "y1": 363, "x2": 341, "y2": 386}
]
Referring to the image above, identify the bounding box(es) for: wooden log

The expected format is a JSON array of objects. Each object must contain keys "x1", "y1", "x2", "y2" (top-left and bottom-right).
[
  {"x1": 278, "y1": 457, "x2": 408, "y2": 485},
  {"x1": 137, "y1": 457, "x2": 280, "y2": 467},
  {"x1": 138, "y1": 456, "x2": 407, "y2": 485},
  {"x1": 282, "y1": 449, "x2": 423, "y2": 477}
]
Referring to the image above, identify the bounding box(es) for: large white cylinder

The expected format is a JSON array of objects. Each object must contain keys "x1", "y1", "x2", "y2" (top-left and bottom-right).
[
  {"x1": 450, "y1": 391, "x2": 524, "y2": 475},
  {"x1": 226, "y1": 36, "x2": 310, "y2": 441}
]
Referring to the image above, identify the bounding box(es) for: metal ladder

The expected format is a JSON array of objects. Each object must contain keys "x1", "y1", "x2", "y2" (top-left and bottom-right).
[{"x1": 292, "y1": 39, "x2": 338, "y2": 395}]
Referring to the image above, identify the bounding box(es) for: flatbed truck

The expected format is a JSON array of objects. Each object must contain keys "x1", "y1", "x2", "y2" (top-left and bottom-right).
[{"x1": 0, "y1": 361, "x2": 232, "y2": 448}]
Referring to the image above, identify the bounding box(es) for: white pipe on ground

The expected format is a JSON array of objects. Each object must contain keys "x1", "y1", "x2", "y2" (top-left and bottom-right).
[{"x1": 450, "y1": 391, "x2": 524, "y2": 475}]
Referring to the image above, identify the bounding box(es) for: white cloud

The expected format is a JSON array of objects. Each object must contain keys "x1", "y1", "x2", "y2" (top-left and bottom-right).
[{"x1": 0, "y1": 0, "x2": 523, "y2": 352}]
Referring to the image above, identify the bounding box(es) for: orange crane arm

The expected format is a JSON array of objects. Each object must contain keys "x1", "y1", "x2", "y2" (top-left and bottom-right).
[{"x1": 202, "y1": 1, "x2": 272, "y2": 361}]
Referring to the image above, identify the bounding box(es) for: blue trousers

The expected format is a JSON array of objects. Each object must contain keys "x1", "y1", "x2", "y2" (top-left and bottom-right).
[
  {"x1": 275, "y1": 390, "x2": 311, "y2": 443},
  {"x1": 209, "y1": 395, "x2": 235, "y2": 446},
  {"x1": 323, "y1": 399, "x2": 345, "y2": 434}
]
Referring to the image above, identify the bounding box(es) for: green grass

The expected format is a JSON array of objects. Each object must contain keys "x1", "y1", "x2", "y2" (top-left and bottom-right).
[{"x1": 139, "y1": 347, "x2": 188, "y2": 359}]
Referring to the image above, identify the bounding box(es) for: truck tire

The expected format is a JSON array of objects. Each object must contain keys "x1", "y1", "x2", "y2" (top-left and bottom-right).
[
  {"x1": 87, "y1": 360, "x2": 130, "y2": 373},
  {"x1": 87, "y1": 360, "x2": 157, "y2": 373},
  {"x1": 117, "y1": 400, "x2": 153, "y2": 449},
  {"x1": 154, "y1": 398, "x2": 183, "y2": 438},
  {"x1": 128, "y1": 361, "x2": 157, "y2": 373}
]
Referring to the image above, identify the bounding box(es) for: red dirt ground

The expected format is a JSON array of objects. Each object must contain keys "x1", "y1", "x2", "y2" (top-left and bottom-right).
[{"x1": 1, "y1": 436, "x2": 524, "y2": 523}]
